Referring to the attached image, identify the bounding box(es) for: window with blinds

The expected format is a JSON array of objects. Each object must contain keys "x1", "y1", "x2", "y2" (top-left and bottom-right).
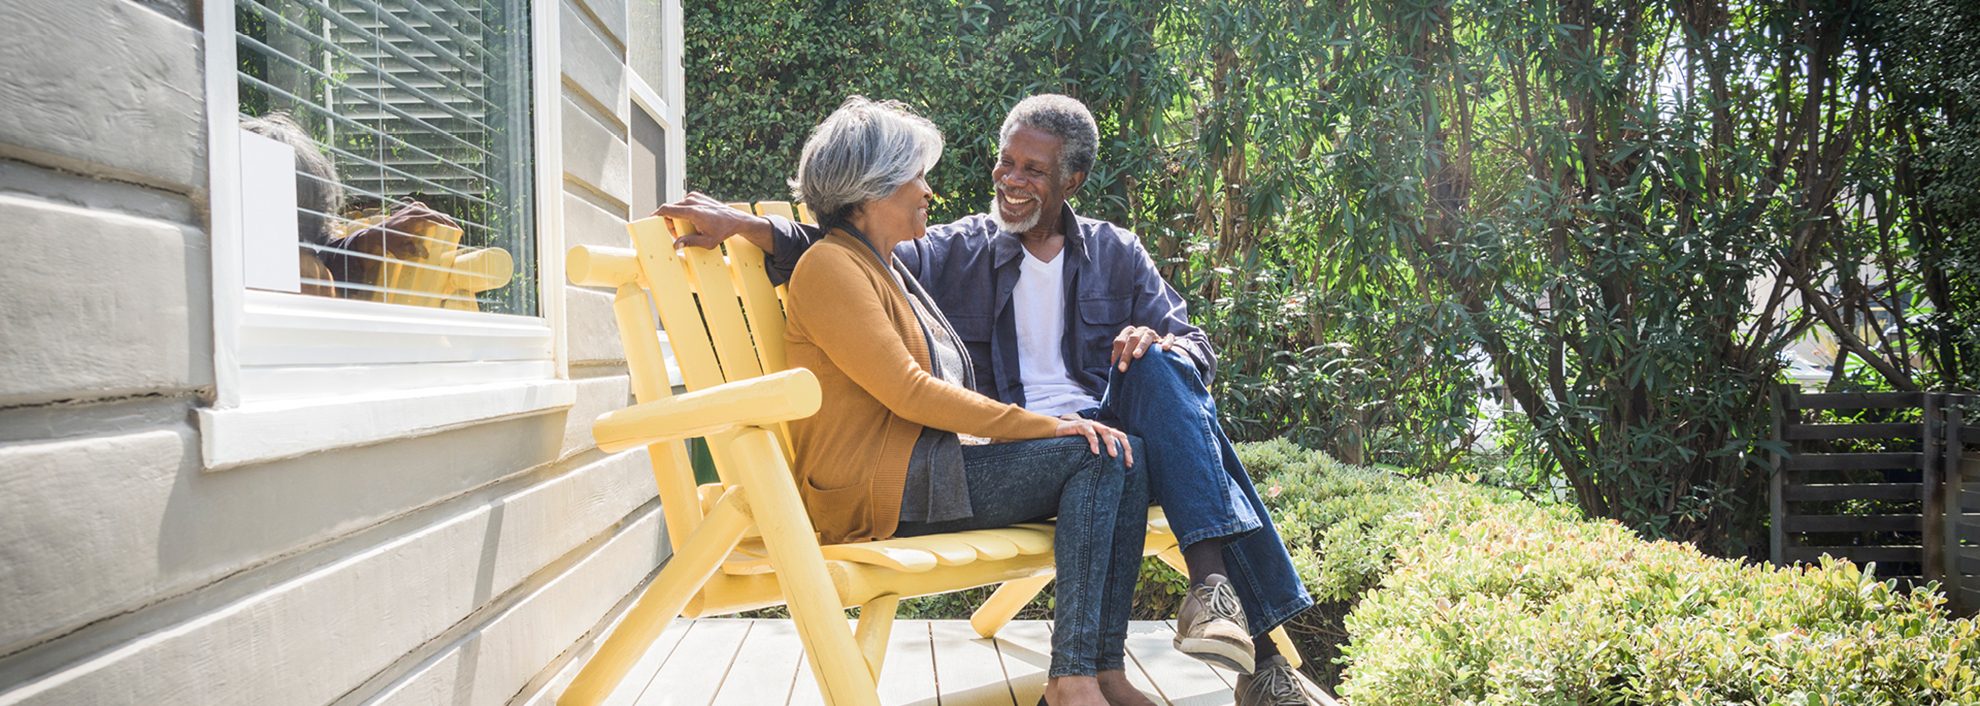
[{"x1": 234, "y1": 0, "x2": 537, "y2": 316}]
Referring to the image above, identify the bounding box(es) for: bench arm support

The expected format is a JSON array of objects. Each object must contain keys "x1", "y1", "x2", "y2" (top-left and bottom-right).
[{"x1": 592, "y1": 368, "x2": 821, "y2": 452}]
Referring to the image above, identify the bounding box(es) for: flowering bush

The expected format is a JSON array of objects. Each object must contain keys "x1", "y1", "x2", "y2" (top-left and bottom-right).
[{"x1": 1239, "y1": 439, "x2": 1980, "y2": 704}]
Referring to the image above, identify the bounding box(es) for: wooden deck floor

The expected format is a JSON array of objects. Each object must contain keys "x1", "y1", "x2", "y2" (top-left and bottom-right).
[{"x1": 596, "y1": 619, "x2": 1245, "y2": 706}]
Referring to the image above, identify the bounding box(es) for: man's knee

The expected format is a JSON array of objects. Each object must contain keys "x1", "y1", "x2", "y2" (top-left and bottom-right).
[{"x1": 1122, "y1": 348, "x2": 1197, "y2": 387}]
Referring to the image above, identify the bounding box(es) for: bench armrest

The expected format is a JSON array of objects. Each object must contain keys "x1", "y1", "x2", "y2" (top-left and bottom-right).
[{"x1": 592, "y1": 368, "x2": 820, "y2": 452}]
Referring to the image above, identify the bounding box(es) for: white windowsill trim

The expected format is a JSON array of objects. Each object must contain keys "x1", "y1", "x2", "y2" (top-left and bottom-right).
[{"x1": 197, "y1": 378, "x2": 577, "y2": 471}]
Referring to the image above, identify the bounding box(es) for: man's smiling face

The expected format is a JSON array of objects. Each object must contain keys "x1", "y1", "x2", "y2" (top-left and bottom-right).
[{"x1": 990, "y1": 125, "x2": 1073, "y2": 234}]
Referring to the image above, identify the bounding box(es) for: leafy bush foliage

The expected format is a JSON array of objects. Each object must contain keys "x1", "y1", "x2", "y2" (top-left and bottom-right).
[
  {"x1": 1237, "y1": 440, "x2": 1980, "y2": 703},
  {"x1": 684, "y1": 0, "x2": 1976, "y2": 552}
]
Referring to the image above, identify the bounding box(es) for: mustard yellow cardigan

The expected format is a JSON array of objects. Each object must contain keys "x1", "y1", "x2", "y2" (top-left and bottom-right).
[{"x1": 783, "y1": 230, "x2": 1062, "y2": 543}]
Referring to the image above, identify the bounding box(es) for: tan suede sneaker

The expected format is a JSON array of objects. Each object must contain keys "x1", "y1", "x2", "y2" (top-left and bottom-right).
[
  {"x1": 1173, "y1": 574, "x2": 1254, "y2": 673},
  {"x1": 1234, "y1": 655, "x2": 1332, "y2": 706}
]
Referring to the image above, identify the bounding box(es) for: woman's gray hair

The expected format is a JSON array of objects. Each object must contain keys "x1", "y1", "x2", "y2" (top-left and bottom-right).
[
  {"x1": 790, "y1": 96, "x2": 944, "y2": 223},
  {"x1": 999, "y1": 94, "x2": 1098, "y2": 181},
  {"x1": 241, "y1": 112, "x2": 342, "y2": 246}
]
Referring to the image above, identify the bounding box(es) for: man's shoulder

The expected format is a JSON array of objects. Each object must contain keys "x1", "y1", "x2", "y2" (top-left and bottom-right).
[
  {"x1": 1075, "y1": 215, "x2": 1149, "y2": 258},
  {"x1": 927, "y1": 213, "x2": 1000, "y2": 243}
]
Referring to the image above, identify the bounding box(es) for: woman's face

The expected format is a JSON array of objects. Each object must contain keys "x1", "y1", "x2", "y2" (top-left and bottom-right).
[{"x1": 860, "y1": 171, "x2": 933, "y2": 239}]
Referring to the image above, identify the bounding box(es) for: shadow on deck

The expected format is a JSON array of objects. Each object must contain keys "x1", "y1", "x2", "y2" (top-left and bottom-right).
[{"x1": 581, "y1": 619, "x2": 1246, "y2": 705}]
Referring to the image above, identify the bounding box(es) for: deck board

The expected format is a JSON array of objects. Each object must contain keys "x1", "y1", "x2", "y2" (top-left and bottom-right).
[
  {"x1": 875, "y1": 620, "x2": 939, "y2": 705},
  {"x1": 635, "y1": 620, "x2": 750, "y2": 705},
  {"x1": 615, "y1": 620, "x2": 1241, "y2": 705},
  {"x1": 929, "y1": 620, "x2": 1018, "y2": 706},
  {"x1": 600, "y1": 619, "x2": 693, "y2": 706},
  {"x1": 710, "y1": 620, "x2": 804, "y2": 706},
  {"x1": 1123, "y1": 622, "x2": 1235, "y2": 705},
  {"x1": 993, "y1": 621, "x2": 1052, "y2": 705}
]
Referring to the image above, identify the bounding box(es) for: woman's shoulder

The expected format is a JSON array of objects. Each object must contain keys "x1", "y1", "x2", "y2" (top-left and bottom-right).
[{"x1": 789, "y1": 232, "x2": 873, "y2": 284}]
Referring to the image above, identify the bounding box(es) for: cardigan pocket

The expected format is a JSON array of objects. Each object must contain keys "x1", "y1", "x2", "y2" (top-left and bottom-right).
[{"x1": 800, "y1": 478, "x2": 876, "y2": 543}]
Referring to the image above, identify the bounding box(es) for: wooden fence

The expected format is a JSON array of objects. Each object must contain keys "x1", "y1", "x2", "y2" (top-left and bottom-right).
[{"x1": 1770, "y1": 389, "x2": 1979, "y2": 613}]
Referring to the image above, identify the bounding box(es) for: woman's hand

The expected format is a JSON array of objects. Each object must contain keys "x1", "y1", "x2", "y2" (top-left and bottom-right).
[{"x1": 1055, "y1": 417, "x2": 1133, "y2": 467}]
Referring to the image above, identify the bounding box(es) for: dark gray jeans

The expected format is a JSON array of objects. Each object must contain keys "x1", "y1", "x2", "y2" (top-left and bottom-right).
[{"x1": 894, "y1": 435, "x2": 1150, "y2": 677}]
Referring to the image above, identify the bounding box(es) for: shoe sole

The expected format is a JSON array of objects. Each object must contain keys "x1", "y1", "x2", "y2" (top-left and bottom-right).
[{"x1": 1173, "y1": 635, "x2": 1256, "y2": 674}]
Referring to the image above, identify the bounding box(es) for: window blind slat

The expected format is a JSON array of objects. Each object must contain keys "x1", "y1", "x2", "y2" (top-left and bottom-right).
[
  {"x1": 252, "y1": 0, "x2": 489, "y2": 121},
  {"x1": 238, "y1": 73, "x2": 504, "y2": 189},
  {"x1": 238, "y1": 1, "x2": 498, "y2": 134},
  {"x1": 295, "y1": 174, "x2": 501, "y2": 233},
  {"x1": 237, "y1": 34, "x2": 497, "y2": 161}
]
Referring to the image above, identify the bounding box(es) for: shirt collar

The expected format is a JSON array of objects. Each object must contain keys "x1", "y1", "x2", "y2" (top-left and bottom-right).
[{"x1": 991, "y1": 202, "x2": 1086, "y2": 268}]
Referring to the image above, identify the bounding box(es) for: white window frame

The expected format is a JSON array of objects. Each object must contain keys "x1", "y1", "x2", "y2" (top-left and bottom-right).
[{"x1": 198, "y1": 0, "x2": 572, "y2": 470}]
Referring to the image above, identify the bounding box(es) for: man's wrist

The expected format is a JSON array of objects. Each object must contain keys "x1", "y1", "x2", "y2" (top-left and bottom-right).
[{"x1": 743, "y1": 215, "x2": 777, "y2": 253}]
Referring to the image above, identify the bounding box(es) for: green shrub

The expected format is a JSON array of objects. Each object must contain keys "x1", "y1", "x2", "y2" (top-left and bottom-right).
[{"x1": 1241, "y1": 440, "x2": 1980, "y2": 704}]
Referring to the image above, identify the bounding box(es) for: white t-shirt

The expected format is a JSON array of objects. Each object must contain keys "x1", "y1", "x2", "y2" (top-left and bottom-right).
[{"x1": 1014, "y1": 248, "x2": 1100, "y2": 416}]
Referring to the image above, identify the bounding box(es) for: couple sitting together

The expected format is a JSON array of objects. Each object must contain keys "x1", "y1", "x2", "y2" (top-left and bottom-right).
[{"x1": 658, "y1": 94, "x2": 1322, "y2": 706}]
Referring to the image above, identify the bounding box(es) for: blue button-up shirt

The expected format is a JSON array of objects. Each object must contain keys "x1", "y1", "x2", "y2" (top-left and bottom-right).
[{"x1": 765, "y1": 204, "x2": 1217, "y2": 407}]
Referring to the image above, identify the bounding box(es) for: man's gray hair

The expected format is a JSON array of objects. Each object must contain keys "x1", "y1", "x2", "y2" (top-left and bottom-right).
[
  {"x1": 791, "y1": 96, "x2": 944, "y2": 223},
  {"x1": 241, "y1": 112, "x2": 342, "y2": 246},
  {"x1": 999, "y1": 94, "x2": 1098, "y2": 181}
]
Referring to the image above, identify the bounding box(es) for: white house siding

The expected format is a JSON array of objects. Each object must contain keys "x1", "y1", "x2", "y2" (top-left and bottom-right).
[{"x1": 0, "y1": 0, "x2": 678, "y2": 703}]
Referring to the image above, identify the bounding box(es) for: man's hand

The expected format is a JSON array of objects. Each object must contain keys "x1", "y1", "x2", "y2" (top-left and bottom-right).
[
  {"x1": 651, "y1": 192, "x2": 776, "y2": 252},
  {"x1": 1111, "y1": 325, "x2": 1176, "y2": 371}
]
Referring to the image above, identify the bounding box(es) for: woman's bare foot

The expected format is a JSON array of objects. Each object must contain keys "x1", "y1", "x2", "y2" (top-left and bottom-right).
[
  {"x1": 1043, "y1": 675, "x2": 1107, "y2": 706},
  {"x1": 1097, "y1": 670, "x2": 1157, "y2": 705}
]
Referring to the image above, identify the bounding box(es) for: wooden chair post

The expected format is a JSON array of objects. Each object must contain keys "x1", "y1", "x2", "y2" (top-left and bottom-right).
[
  {"x1": 559, "y1": 489, "x2": 754, "y2": 705},
  {"x1": 726, "y1": 428, "x2": 879, "y2": 706},
  {"x1": 569, "y1": 244, "x2": 707, "y2": 543},
  {"x1": 970, "y1": 574, "x2": 1054, "y2": 638},
  {"x1": 854, "y1": 594, "x2": 901, "y2": 680}
]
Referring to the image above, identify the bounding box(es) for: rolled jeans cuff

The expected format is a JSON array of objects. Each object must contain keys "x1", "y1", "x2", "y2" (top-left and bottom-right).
[{"x1": 1176, "y1": 516, "x2": 1262, "y2": 550}]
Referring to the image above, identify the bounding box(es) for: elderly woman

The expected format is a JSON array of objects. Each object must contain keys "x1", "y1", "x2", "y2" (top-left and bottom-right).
[{"x1": 752, "y1": 97, "x2": 1149, "y2": 706}]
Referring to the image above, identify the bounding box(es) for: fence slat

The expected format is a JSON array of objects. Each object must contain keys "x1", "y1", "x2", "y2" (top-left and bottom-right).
[
  {"x1": 1783, "y1": 514, "x2": 1923, "y2": 533},
  {"x1": 1794, "y1": 392, "x2": 1926, "y2": 409},
  {"x1": 1783, "y1": 483, "x2": 1923, "y2": 502},
  {"x1": 1925, "y1": 394, "x2": 1945, "y2": 583},
  {"x1": 1783, "y1": 545, "x2": 1923, "y2": 564},
  {"x1": 1950, "y1": 405, "x2": 1970, "y2": 614},
  {"x1": 1770, "y1": 385, "x2": 1794, "y2": 566},
  {"x1": 1784, "y1": 422, "x2": 1923, "y2": 441},
  {"x1": 1784, "y1": 453, "x2": 1925, "y2": 471}
]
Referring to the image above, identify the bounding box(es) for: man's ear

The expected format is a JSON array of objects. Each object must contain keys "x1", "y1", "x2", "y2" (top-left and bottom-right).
[{"x1": 1065, "y1": 170, "x2": 1088, "y2": 195}]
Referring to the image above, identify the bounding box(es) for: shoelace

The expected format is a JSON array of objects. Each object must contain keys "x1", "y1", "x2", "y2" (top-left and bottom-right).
[
  {"x1": 1247, "y1": 664, "x2": 1306, "y2": 705},
  {"x1": 1194, "y1": 581, "x2": 1246, "y2": 628}
]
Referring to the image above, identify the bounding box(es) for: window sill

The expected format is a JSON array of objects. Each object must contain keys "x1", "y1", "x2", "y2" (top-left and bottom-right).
[{"x1": 197, "y1": 378, "x2": 578, "y2": 471}]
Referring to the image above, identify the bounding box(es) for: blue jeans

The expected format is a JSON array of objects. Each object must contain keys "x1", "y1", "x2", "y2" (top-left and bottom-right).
[
  {"x1": 1085, "y1": 350, "x2": 1314, "y2": 636},
  {"x1": 894, "y1": 435, "x2": 1149, "y2": 677}
]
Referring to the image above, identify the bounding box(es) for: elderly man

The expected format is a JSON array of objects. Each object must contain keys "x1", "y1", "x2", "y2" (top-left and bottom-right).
[{"x1": 659, "y1": 94, "x2": 1323, "y2": 705}]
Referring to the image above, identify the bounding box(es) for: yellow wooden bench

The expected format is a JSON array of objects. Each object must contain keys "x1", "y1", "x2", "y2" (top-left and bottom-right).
[{"x1": 559, "y1": 202, "x2": 1298, "y2": 705}]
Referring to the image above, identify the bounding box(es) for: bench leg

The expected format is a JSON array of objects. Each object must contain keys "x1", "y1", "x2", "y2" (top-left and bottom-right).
[
  {"x1": 728, "y1": 429, "x2": 879, "y2": 706},
  {"x1": 561, "y1": 488, "x2": 752, "y2": 704},
  {"x1": 970, "y1": 573, "x2": 1054, "y2": 638},
  {"x1": 854, "y1": 594, "x2": 900, "y2": 681},
  {"x1": 1155, "y1": 545, "x2": 1304, "y2": 670}
]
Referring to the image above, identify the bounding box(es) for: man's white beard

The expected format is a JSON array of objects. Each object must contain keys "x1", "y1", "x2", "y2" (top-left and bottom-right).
[{"x1": 990, "y1": 196, "x2": 1041, "y2": 234}]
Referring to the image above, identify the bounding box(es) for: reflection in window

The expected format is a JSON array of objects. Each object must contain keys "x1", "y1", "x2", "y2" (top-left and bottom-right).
[{"x1": 235, "y1": 0, "x2": 536, "y2": 315}]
